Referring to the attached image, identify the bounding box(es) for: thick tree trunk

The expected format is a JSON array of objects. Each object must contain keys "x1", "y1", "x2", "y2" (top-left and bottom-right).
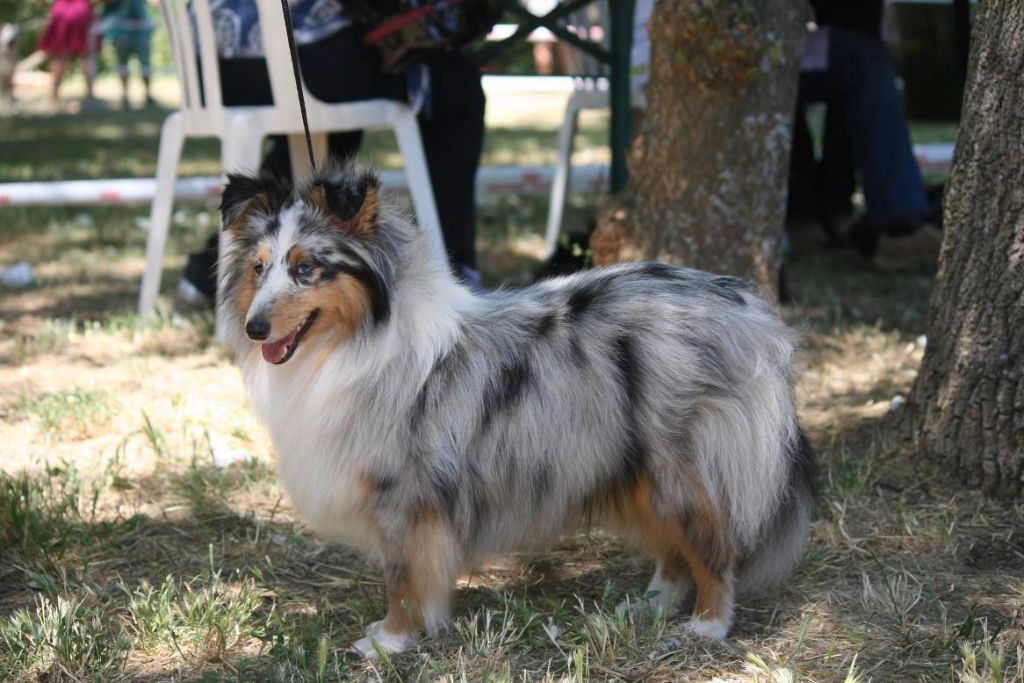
[
  {"x1": 591, "y1": 0, "x2": 806, "y2": 297},
  {"x1": 907, "y1": 0, "x2": 1024, "y2": 497}
]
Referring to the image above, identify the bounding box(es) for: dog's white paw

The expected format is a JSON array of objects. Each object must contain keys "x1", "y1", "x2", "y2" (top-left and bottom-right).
[
  {"x1": 685, "y1": 616, "x2": 730, "y2": 640},
  {"x1": 351, "y1": 625, "x2": 417, "y2": 659}
]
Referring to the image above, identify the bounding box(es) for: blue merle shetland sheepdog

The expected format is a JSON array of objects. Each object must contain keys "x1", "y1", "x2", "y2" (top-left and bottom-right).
[{"x1": 217, "y1": 161, "x2": 816, "y2": 658}]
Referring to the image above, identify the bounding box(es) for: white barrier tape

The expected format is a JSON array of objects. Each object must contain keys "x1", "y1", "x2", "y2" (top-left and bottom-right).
[
  {"x1": 914, "y1": 142, "x2": 955, "y2": 174},
  {"x1": 0, "y1": 165, "x2": 610, "y2": 208},
  {"x1": 0, "y1": 143, "x2": 953, "y2": 209}
]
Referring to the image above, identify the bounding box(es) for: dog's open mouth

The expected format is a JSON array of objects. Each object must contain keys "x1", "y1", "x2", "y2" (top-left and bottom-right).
[{"x1": 261, "y1": 310, "x2": 319, "y2": 365}]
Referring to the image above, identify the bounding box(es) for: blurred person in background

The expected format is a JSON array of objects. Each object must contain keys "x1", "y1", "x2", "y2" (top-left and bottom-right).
[
  {"x1": 789, "y1": 0, "x2": 941, "y2": 265},
  {"x1": 101, "y1": 0, "x2": 156, "y2": 109},
  {"x1": 38, "y1": 0, "x2": 98, "y2": 107}
]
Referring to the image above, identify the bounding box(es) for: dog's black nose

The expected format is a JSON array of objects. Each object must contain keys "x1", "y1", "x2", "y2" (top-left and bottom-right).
[{"x1": 246, "y1": 318, "x2": 271, "y2": 340}]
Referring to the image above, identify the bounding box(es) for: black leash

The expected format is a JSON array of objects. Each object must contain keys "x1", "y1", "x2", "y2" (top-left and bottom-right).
[{"x1": 279, "y1": 0, "x2": 317, "y2": 172}]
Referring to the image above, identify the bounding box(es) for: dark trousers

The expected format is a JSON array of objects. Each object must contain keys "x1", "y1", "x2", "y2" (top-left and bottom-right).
[
  {"x1": 219, "y1": 27, "x2": 485, "y2": 270},
  {"x1": 795, "y1": 27, "x2": 928, "y2": 230}
]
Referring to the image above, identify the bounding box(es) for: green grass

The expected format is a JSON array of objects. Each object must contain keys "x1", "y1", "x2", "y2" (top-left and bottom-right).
[
  {"x1": 15, "y1": 387, "x2": 112, "y2": 439},
  {"x1": 0, "y1": 441, "x2": 1020, "y2": 679},
  {"x1": 0, "y1": 107, "x2": 610, "y2": 184},
  {"x1": 0, "y1": 464, "x2": 92, "y2": 564},
  {"x1": 0, "y1": 593, "x2": 131, "y2": 681}
]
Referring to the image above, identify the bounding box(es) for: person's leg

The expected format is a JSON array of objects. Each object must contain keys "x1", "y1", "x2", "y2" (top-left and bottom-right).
[
  {"x1": 785, "y1": 102, "x2": 818, "y2": 227},
  {"x1": 138, "y1": 33, "x2": 153, "y2": 105},
  {"x1": 80, "y1": 54, "x2": 94, "y2": 100},
  {"x1": 119, "y1": 70, "x2": 129, "y2": 105},
  {"x1": 50, "y1": 56, "x2": 66, "y2": 105},
  {"x1": 417, "y1": 52, "x2": 486, "y2": 272},
  {"x1": 114, "y1": 37, "x2": 131, "y2": 107},
  {"x1": 819, "y1": 106, "x2": 856, "y2": 218},
  {"x1": 822, "y1": 27, "x2": 929, "y2": 230}
]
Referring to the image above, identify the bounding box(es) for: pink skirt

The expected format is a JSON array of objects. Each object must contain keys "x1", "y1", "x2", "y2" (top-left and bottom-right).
[{"x1": 39, "y1": 0, "x2": 97, "y2": 57}]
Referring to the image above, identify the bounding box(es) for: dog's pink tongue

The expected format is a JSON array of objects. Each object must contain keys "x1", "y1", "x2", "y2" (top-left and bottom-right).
[{"x1": 261, "y1": 329, "x2": 298, "y2": 364}]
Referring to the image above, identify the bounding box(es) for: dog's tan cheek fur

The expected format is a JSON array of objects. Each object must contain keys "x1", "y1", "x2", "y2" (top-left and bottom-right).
[
  {"x1": 233, "y1": 271, "x2": 257, "y2": 325},
  {"x1": 232, "y1": 244, "x2": 269, "y2": 323},
  {"x1": 301, "y1": 275, "x2": 371, "y2": 338}
]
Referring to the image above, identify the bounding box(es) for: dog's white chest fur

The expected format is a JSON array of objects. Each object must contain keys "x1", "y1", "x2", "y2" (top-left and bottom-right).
[{"x1": 246, "y1": 356, "x2": 384, "y2": 557}]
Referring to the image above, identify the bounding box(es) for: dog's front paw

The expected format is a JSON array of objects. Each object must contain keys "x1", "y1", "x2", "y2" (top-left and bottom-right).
[{"x1": 352, "y1": 627, "x2": 417, "y2": 659}]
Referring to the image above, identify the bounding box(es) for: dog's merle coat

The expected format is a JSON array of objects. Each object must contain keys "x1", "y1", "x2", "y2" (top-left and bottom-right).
[{"x1": 217, "y1": 162, "x2": 815, "y2": 656}]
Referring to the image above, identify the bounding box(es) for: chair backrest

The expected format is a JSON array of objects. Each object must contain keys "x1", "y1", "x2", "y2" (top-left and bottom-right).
[
  {"x1": 253, "y1": 0, "x2": 308, "y2": 123},
  {"x1": 159, "y1": 0, "x2": 224, "y2": 117},
  {"x1": 158, "y1": 0, "x2": 308, "y2": 123}
]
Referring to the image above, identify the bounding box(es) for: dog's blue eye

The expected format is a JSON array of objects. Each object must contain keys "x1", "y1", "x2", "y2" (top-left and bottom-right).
[
  {"x1": 253, "y1": 262, "x2": 264, "y2": 276},
  {"x1": 297, "y1": 263, "x2": 314, "y2": 278}
]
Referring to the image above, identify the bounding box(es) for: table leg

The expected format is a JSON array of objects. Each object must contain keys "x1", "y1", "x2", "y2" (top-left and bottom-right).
[{"x1": 610, "y1": 0, "x2": 634, "y2": 193}]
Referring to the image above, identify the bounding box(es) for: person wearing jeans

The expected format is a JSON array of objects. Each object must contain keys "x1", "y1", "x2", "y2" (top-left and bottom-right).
[{"x1": 793, "y1": 19, "x2": 938, "y2": 260}]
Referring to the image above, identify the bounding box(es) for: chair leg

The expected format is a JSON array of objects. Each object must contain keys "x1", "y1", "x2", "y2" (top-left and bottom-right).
[
  {"x1": 288, "y1": 133, "x2": 326, "y2": 183},
  {"x1": 544, "y1": 94, "x2": 583, "y2": 259},
  {"x1": 138, "y1": 111, "x2": 185, "y2": 318},
  {"x1": 392, "y1": 111, "x2": 445, "y2": 256}
]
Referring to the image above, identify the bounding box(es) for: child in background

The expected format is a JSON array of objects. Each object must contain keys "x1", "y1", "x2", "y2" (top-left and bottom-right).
[
  {"x1": 101, "y1": 0, "x2": 156, "y2": 108},
  {"x1": 38, "y1": 0, "x2": 98, "y2": 107}
]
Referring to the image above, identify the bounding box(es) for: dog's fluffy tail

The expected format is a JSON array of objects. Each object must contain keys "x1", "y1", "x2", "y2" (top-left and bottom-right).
[{"x1": 737, "y1": 427, "x2": 817, "y2": 595}]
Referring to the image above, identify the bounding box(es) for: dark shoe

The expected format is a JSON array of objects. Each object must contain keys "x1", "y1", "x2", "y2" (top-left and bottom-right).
[
  {"x1": 844, "y1": 214, "x2": 880, "y2": 260},
  {"x1": 844, "y1": 211, "x2": 939, "y2": 263},
  {"x1": 875, "y1": 224, "x2": 943, "y2": 270}
]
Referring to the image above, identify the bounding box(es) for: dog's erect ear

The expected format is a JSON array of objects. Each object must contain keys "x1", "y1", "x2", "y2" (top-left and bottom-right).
[
  {"x1": 307, "y1": 170, "x2": 380, "y2": 237},
  {"x1": 220, "y1": 173, "x2": 291, "y2": 233}
]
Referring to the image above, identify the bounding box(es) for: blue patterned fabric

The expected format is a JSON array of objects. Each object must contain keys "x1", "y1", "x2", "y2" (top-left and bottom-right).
[{"x1": 208, "y1": 0, "x2": 350, "y2": 58}]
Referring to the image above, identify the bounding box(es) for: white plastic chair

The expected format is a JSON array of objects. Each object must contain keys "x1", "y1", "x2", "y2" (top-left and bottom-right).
[{"x1": 138, "y1": 0, "x2": 443, "y2": 318}]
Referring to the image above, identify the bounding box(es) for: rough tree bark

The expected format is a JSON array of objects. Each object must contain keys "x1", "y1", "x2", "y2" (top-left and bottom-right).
[
  {"x1": 591, "y1": 0, "x2": 806, "y2": 297},
  {"x1": 907, "y1": 0, "x2": 1024, "y2": 497}
]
